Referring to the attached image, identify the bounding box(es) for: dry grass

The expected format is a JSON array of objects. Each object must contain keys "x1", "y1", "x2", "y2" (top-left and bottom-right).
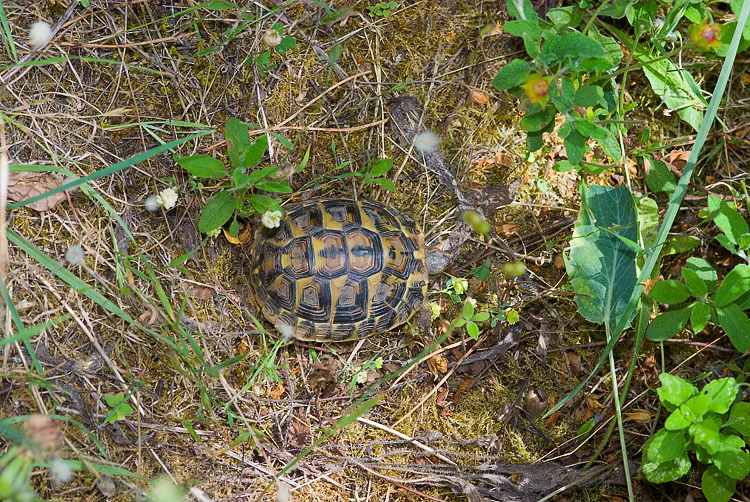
[{"x1": 0, "y1": 1, "x2": 748, "y2": 501}]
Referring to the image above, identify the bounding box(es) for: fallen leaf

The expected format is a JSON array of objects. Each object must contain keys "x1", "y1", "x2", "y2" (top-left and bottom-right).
[
  {"x1": 190, "y1": 287, "x2": 213, "y2": 301},
  {"x1": 742, "y1": 73, "x2": 750, "y2": 86},
  {"x1": 494, "y1": 150, "x2": 512, "y2": 167},
  {"x1": 525, "y1": 387, "x2": 548, "y2": 419},
  {"x1": 565, "y1": 352, "x2": 582, "y2": 375},
  {"x1": 287, "y1": 416, "x2": 309, "y2": 448},
  {"x1": 444, "y1": 29, "x2": 456, "y2": 45},
  {"x1": 270, "y1": 381, "x2": 285, "y2": 400},
  {"x1": 554, "y1": 253, "x2": 565, "y2": 269},
  {"x1": 223, "y1": 222, "x2": 253, "y2": 245},
  {"x1": 436, "y1": 386, "x2": 450, "y2": 408},
  {"x1": 236, "y1": 340, "x2": 250, "y2": 355},
  {"x1": 509, "y1": 473, "x2": 521, "y2": 483},
  {"x1": 453, "y1": 378, "x2": 474, "y2": 404},
  {"x1": 427, "y1": 353, "x2": 448, "y2": 377},
  {"x1": 480, "y1": 23, "x2": 503, "y2": 38},
  {"x1": 624, "y1": 410, "x2": 652, "y2": 423},
  {"x1": 469, "y1": 87, "x2": 489, "y2": 106},
  {"x1": 309, "y1": 355, "x2": 341, "y2": 397},
  {"x1": 8, "y1": 171, "x2": 67, "y2": 211}
]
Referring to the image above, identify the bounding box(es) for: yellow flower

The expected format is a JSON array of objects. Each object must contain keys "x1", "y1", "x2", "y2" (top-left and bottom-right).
[
  {"x1": 689, "y1": 19, "x2": 724, "y2": 50},
  {"x1": 521, "y1": 74, "x2": 551, "y2": 107}
]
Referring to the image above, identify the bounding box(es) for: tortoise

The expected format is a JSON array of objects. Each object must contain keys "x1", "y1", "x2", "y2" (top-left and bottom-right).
[{"x1": 249, "y1": 198, "x2": 445, "y2": 342}]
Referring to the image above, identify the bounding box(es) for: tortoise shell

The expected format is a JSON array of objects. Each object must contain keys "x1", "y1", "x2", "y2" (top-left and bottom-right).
[{"x1": 249, "y1": 198, "x2": 428, "y2": 341}]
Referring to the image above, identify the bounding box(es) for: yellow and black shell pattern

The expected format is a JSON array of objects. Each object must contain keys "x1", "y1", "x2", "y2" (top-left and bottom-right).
[{"x1": 250, "y1": 198, "x2": 428, "y2": 341}]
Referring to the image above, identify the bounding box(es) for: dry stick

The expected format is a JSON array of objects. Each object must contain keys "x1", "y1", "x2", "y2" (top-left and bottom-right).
[{"x1": 357, "y1": 417, "x2": 457, "y2": 466}]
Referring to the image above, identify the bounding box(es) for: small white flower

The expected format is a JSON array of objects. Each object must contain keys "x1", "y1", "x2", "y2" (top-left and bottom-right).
[
  {"x1": 414, "y1": 130, "x2": 440, "y2": 154},
  {"x1": 50, "y1": 457, "x2": 73, "y2": 484},
  {"x1": 262, "y1": 29, "x2": 282, "y2": 48},
  {"x1": 466, "y1": 297, "x2": 477, "y2": 309},
  {"x1": 65, "y1": 244, "x2": 84, "y2": 265},
  {"x1": 156, "y1": 188, "x2": 178, "y2": 210},
  {"x1": 206, "y1": 227, "x2": 222, "y2": 238},
  {"x1": 29, "y1": 22, "x2": 53, "y2": 50},
  {"x1": 262, "y1": 210, "x2": 283, "y2": 229},
  {"x1": 355, "y1": 370, "x2": 368, "y2": 385},
  {"x1": 144, "y1": 194, "x2": 160, "y2": 212},
  {"x1": 453, "y1": 278, "x2": 468, "y2": 295},
  {"x1": 276, "y1": 321, "x2": 295, "y2": 341}
]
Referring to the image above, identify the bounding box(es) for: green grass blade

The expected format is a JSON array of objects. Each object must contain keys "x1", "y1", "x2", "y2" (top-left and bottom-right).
[
  {"x1": 7, "y1": 129, "x2": 213, "y2": 209},
  {"x1": 0, "y1": 2, "x2": 17, "y2": 62}
]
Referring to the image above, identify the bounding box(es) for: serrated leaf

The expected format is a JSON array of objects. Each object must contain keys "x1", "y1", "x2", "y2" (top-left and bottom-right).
[
  {"x1": 566, "y1": 185, "x2": 637, "y2": 327},
  {"x1": 540, "y1": 31, "x2": 605, "y2": 68},
  {"x1": 177, "y1": 155, "x2": 226, "y2": 179},
  {"x1": 650, "y1": 280, "x2": 690, "y2": 304},
  {"x1": 647, "y1": 429, "x2": 687, "y2": 463},
  {"x1": 702, "y1": 465, "x2": 736, "y2": 502},
  {"x1": 658, "y1": 373, "x2": 697, "y2": 408},
  {"x1": 691, "y1": 302, "x2": 711, "y2": 333},
  {"x1": 492, "y1": 59, "x2": 531, "y2": 91},
  {"x1": 717, "y1": 304, "x2": 750, "y2": 352},
  {"x1": 520, "y1": 106, "x2": 556, "y2": 132},
  {"x1": 503, "y1": 20, "x2": 541, "y2": 38},
  {"x1": 198, "y1": 191, "x2": 235, "y2": 233},
  {"x1": 646, "y1": 308, "x2": 690, "y2": 341}
]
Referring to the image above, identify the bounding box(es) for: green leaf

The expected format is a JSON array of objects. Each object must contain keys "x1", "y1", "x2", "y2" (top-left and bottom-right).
[
  {"x1": 546, "y1": 6, "x2": 583, "y2": 30},
  {"x1": 472, "y1": 312, "x2": 490, "y2": 322},
  {"x1": 704, "y1": 378, "x2": 738, "y2": 414},
  {"x1": 503, "y1": 20, "x2": 541, "y2": 39},
  {"x1": 682, "y1": 268, "x2": 707, "y2": 297},
  {"x1": 728, "y1": 402, "x2": 750, "y2": 436},
  {"x1": 691, "y1": 302, "x2": 711, "y2": 333},
  {"x1": 198, "y1": 191, "x2": 235, "y2": 233},
  {"x1": 255, "y1": 180, "x2": 292, "y2": 193},
  {"x1": 658, "y1": 373, "x2": 697, "y2": 408},
  {"x1": 716, "y1": 264, "x2": 750, "y2": 308},
  {"x1": 663, "y1": 235, "x2": 700, "y2": 255},
  {"x1": 647, "y1": 429, "x2": 687, "y2": 463},
  {"x1": 665, "y1": 405, "x2": 695, "y2": 430},
  {"x1": 708, "y1": 195, "x2": 749, "y2": 246},
  {"x1": 574, "y1": 85, "x2": 604, "y2": 107},
  {"x1": 717, "y1": 304, "x2": 750, "y2": 352},
  {"x1": 641, "y1": 453, "x2": 691, "y2": 483},
  {"x1": 573, "y1": 119, "x2": 609, "y2": 140},
  {"x1": 370, "y1": 158, "x2": 393, "y2": 176},
  {"x1": 566, "y1": 185, "x2": 637, "y2": 326},
  {"x1": 539, "y1": 31, "x2": 605, "y2": 68},
  {"x1": 242, "y1": 134, "x2": 269, "y2": 168},
  {"x1": 714, "y1": 439, "x2": 750, "y2": 480},
  {"x1": 690, "y1": 419, "x2": 722, "y2": 454},
  {"x1": 646, "y1": 308, "x2": 690, "y2": 341},
  {"x1": 204, "y1": 0, "x2": 236, "y2": 9},
  {"x1": 645, "y1": 159, "x2": 676, "y2": 195},
  {"x1": 637, "y1": 47, "x2": 705, "y2": 131},
  {"x1": 702, "y1": 465, "x2": 736, "y2": 502},
  {"x1": 373, "y1": 177, "x2": 396, "y2": 192},
  {"x1": 637, "y1": 196, "x2": 659, "y2": 248},
  {"x1": 650, "y1": 280, "x2": 690, "y2": 304},
  {"x1": 597, "y1": 133, "x2": 621, "y2": 161},
  {"x1": 552, "y1": 160, "x2": 577, "y2": 172},
  {"x1": 686, "y1": 257, "x2": 718, "y2": 290},
  {"x1": 277, "y1": 36, "x2": 296, "y2": 54},
  {"x1": 564, "y1": 129, "x2": 585, "y2": 165},
  {"x1": 225, "y1": 118, "x2": 250, "y2": 167},
  {"x1": 177, "y1": 155, "x2": 226, "y2": 179},
  {"x1": 491, "y1": 59, "x2": 531, "y2": 91},
  {"x1": 520, "y1": 106, "x2": 556, "y2": 132},
  {"x1": 466, "y1": 321, "x2": 479, "y2": 339}
]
